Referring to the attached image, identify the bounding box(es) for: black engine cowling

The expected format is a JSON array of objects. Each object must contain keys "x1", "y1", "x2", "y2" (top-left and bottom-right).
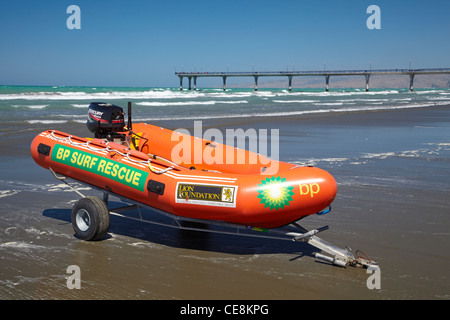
[{"x1": 86, "y1": 102, "x2": 125, "y2": 139}]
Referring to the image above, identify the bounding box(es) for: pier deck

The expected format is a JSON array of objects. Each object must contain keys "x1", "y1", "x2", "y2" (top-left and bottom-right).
[{"x1": 175, "y1": 68, "x2": 450, "y2": 92}]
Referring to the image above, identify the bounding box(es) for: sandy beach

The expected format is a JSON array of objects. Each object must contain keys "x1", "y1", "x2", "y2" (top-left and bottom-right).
[{"x1": 0, "y1": 104, "x2": 449, "y2": 302}]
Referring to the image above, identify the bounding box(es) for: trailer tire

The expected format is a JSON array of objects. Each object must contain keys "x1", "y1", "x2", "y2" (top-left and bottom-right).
[{"x1": 71, "y1": 196, "x2": 110, "y2": 241}]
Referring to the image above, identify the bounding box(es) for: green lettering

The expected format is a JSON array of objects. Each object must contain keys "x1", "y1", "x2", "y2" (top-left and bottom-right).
[
  {"x1": 56, "y1": 147, "x2": 64, "y2": 160},
  {"x1": 51, "y1": 144, "x2": 148, "y2": 191},
  {"x1": 83, "y1": 155, "x2": 91, "y2": 168},
  {"x1": 125, "y1": 169, "x2": 134, "y2": 183},
  {"x1": 118, "y1": 167, "x2": 126, "y2": 179},
  {"x1": 76, "y1": 154, "x2": 85, "y2": 166},
  {"x1": 132, "y1": 172, "x2": 141, "y2": 186},
  {"x1": 111, "y1": 163, "x2": 119, "y2": 177},
  {"x1": 97, "y1": 159, "x2": 106, "y2": 172},
  {"x1": 63, "y1": 149, "x2": 70, "y2": 160},
  {"x1": 89, "y1": 157, "x2": 98, "y2": 169},
  {"x1": 104, "y1": 161, "x2": 112, "y2": 175},
  {"x1": 71, "y1": 151, "x2": 78, "y2": 164}
]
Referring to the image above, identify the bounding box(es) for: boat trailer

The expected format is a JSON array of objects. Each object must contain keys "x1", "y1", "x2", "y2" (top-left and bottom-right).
[{"x1": 50, "y1": 168, "x2": 378, "y2": 269}]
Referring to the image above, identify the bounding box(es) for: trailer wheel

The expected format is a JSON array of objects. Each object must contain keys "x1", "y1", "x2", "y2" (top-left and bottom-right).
[{"x1": 71, "y1": 196, "x2": 110, "y2": 241}]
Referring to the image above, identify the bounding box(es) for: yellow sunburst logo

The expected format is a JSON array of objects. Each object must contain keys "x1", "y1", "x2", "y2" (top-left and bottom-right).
[{"x1": 256, "y1": 176, "x2": 295, "y2": 210}]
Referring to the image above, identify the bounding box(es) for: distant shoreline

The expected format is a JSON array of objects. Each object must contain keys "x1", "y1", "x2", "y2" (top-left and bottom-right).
[{"x1": 1, "y1": 84, "x2": 449, "y2": 90}]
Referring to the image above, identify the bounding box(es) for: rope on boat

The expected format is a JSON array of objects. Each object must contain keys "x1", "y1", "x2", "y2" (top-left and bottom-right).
[{"x1": 50, "y1": 131, "x2": 175, "y2": 174}]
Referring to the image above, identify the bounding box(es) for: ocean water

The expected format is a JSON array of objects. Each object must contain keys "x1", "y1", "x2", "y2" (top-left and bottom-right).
[
  {"x1": 1, "y1": 85, "x2": 449, "y2": 129},
  {"x1": 2, "y1": 84, "x2": 449, "y2": 197}
]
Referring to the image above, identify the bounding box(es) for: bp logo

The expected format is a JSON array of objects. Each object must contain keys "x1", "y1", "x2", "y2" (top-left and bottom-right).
[{"x1": 256, "y1": 176, "x2": 295, "y2": 210}]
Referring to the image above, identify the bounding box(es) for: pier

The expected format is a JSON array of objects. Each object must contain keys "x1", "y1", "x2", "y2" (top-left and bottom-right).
[{"x1": 175, "y1": 68, "x2": 450, "y2": 92}]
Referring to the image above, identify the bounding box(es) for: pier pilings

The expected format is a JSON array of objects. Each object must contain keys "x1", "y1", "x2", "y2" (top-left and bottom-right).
[{"x1": 176, "y1": 68, "x2": 450, "y2": 92}]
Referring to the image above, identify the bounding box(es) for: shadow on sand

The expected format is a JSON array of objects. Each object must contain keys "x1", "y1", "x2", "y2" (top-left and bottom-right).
[{"x1": 42, "y1": 200, "x2": 317, "y2": 261}]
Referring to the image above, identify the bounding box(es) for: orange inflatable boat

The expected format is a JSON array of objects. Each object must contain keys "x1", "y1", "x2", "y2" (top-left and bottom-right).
[
  {"x1": 31, "y1": 102, "x2": 336, "y2": 226},
  {"x1": 30, "y1": 102, "x2": 378, "y2": 268},
  {"x1": 31, "y1": 124, "x2": 336, "y2": 224}
]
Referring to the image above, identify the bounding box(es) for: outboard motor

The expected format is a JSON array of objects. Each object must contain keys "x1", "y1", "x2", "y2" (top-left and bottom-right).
[{"x1": 86, "y1": 102, "x2": 125, "y2": 140}]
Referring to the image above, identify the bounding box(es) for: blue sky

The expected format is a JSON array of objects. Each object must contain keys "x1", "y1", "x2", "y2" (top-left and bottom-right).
[{"x1": 0, "y1": 0, "x2": 449, "y2": 87}]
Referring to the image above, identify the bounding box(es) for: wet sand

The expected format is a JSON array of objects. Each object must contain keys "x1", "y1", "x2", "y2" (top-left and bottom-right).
[{"x1": 1, "y1": 105, "x2": 449, "y2": 301}]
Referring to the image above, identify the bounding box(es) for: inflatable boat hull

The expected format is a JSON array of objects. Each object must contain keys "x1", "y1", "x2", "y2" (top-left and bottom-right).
[{"x1": 31, "y1": 125, "x2": 337, "y2": 229}]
